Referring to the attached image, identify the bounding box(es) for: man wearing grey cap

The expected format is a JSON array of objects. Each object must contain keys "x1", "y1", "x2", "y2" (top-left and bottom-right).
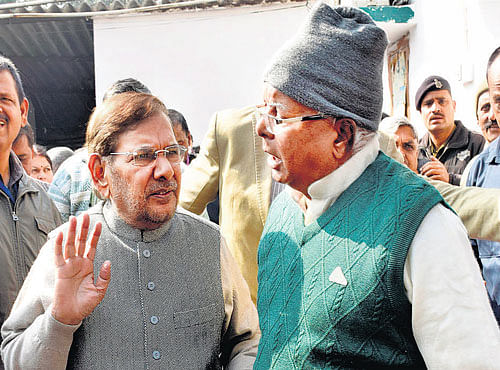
[
  {"x1": 255, "y1": 2, "x2": 500, "y2": 369},
  {"x1": 416, "y1": 75, "x2": 484, "y2": 185}
]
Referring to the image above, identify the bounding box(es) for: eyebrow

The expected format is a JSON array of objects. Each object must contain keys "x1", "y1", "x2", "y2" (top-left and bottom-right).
[{"x1": 267, "y1": 102, "x2": 287, "y2": 110}]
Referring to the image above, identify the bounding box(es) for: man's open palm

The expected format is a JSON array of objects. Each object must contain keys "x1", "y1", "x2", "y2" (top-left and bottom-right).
[{"x1": 51, "y1": 214, "x2": 111, "y2": 325}]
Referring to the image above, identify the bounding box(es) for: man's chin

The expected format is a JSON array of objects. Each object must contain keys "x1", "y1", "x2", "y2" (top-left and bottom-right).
[
  {"x1": 128, "y1": 202, "x2": 177, "y2": 231},
  {"x1": 137, "y1": 211, "x2": 175, "y2": 230},
  {"x1": 486, "y1": 128, "x2": 500, "y2": 142},
  {"x1": 271, "y1": 169, "x2": 288, "y2": 185}
]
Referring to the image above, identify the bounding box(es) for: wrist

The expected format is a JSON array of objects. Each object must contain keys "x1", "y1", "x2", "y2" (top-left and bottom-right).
[{"x1": 51, "y1": 306, "x2": 82, "y2": 326}]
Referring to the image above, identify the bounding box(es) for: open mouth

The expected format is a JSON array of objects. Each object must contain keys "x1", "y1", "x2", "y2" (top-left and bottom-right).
[
  {"x1": 149, "y1": 188, "x2": 175, "y2": 197},
  {"x1": 0, "y1": 113, "x2": 8, "y2": 126},
  {"x1": 147, "y1": 181, "x2": 177, "y2": 199},
  {"x1": 266, "y1": 153, "x2": 282, "y2": 169}
]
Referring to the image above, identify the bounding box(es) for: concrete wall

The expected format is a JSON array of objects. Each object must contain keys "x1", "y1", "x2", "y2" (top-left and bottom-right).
[
  {"x1": 94, "y1": 0, "x2": 500, "y2": 144},
  {"x1": 408, "y1": 0, "x2": 500, "y2": 137},
  {"x1": 94, "y1": 4, "x2": 308, "y2": 145}
]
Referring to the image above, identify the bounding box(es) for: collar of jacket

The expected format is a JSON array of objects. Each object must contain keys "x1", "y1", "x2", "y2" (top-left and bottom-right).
[
  {"x1": 420, "y1": 120, "x2": 470, "y2": 151},
  {"x1": 100, "y1": 200, "x2": 174, "y2": 243},
  {"x1": 484, "y1": 136, "x2": 500, "y2": 165},
  {"x1": 0, "y1": 151, "x2": 40, "y2": 201}
]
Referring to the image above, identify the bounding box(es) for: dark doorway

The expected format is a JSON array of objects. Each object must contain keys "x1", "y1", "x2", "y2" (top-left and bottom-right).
[{"x1": 0, "y1": 17, "x2": 95, "y2": 149}]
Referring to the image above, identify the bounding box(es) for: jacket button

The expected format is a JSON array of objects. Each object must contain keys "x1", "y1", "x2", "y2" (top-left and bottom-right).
[
  {"x1": 152, "y1": 350, "x2": 161, "y2": 360},
  {"x1": 150, "y1": 316, "x2": 159, "y2": 325},
  {"x1": 143, "y1": 249, "x2": 151, "y2": 258},
  {"x1": 147, "y1": 281, "x2": 155, "y2": 291}
]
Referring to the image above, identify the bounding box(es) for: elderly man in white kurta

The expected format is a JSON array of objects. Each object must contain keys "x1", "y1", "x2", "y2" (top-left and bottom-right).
[{"x1": 254, "y1": 2, "x2": 500, "y2": 369}]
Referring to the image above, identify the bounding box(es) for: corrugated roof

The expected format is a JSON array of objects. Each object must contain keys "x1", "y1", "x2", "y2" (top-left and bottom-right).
[
  {"x1": 0, "y1": 17, "x2": 95, "y2": 148},
  {"x1": 0, "y1": 0, "x2": 299, "y2": 16}
]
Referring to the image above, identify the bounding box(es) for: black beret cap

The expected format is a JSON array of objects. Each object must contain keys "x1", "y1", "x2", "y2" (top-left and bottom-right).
[{"x1": 415, "y1": 75, "x2": 452, "y2": 111}]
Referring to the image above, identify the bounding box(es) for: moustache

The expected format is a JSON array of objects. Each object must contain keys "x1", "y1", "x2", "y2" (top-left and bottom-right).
[
  {"x1": 430, "y1": 113, "x2": 444, "y2": 119},
  {"x1": 0, "y1": 113, "x2": 8, "y2": 126},
  {"x1": 146, "y1": 180, "x2": 178, "y2": 195},
  {"x1": 484, "y1": 120, "x2": 499, "y2": 130}
]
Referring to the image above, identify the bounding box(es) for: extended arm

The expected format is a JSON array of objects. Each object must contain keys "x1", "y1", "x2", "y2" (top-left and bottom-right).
[
  {"x1": 220, "y1": 237, "x2": 261, "y2": 369},
  {"x1": 428, "y1": 178, "x2": 500, "y2": 241},
  {"x1": 179, "y1": 112, "x2": 221, "y2": 214}
]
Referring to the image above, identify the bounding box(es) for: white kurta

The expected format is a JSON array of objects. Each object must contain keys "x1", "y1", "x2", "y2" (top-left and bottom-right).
[{"x1": 296, "y1": 135, "x2": 500, "y2": 369}]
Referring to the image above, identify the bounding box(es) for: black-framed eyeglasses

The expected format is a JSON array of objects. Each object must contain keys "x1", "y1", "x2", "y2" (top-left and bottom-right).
[
  {"x1": 255, "y1": 104, "x2": 333, "y2": 134},
  {"x1": 109, "y1": 144, "x2": 187, "y2": 167}
]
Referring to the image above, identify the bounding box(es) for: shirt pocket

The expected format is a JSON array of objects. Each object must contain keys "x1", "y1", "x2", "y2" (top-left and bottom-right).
[
  {"x1": 35, "y1": 215, "x2": 55, "y2": 235},
  {"x1": 173, "y1": 303, "x2": 217, "y2": 328}
]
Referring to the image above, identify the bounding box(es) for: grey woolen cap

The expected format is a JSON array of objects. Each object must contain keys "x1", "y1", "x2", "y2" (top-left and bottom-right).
[{"x1": 263, "y1": 2, "x2": 388, "y2": 131}]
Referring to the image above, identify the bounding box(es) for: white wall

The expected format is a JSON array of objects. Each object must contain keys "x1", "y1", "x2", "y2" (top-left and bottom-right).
[
  {"x1": 408, "y1": 0, "x2": 500, "y2": 137},
  {"x1": 94, "y1": 4, "x2": 308, "y2": 145},
  {"x1": 94, "y1": 0, "x2": 500, "y2": 144}
]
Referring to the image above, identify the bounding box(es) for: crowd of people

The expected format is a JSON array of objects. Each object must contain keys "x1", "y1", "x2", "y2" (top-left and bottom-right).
[{"x1": 1, "y1": 1, "x2": 500, "y2": 369}]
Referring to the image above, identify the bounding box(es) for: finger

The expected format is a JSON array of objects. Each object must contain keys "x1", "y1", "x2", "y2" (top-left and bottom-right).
[
  {"x1": 86, "y1": 222, "x2": 102, "y2": 261},
  {"x1": 429, "y1": 158, "x2": 446, "y2": 170},
  {"x1": 95, "y1": 260, "x2": 111, "y2": 300},
  {"x1": 426, "y1": 172, "x2": 447, "y2": 182},
  {"x1": 76, "y1": 213, "x2": 90, "y2": 257},
  {"x1": 65, "y1": 216, "x2": 77, "y2": 259},
  {"x1": 424, "y1": 168, "x2": 443, "y2": 177},
  {"x1": 54, "y1": 232, "x2": 65, "y2": 267},
  {"x1": 420, "y1": 164, "x2": 435, "y2": 175}
]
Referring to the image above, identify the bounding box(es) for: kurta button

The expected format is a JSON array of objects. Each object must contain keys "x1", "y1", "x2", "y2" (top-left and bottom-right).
[
  {"x1": 150, "y1": 315, "x2": 159, "y2": 325},
  {"x1": 143, "y1": 249, "x2": 151, "y2": 258},
  {"x1": 147, "y1": 281, "x2": 155, "y2": 290},
  {"x1": 152, "y1": 350, "x2": 161, "y2": 360}
]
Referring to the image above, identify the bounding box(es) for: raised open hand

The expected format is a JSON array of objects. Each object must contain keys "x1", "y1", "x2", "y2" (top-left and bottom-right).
[{"x1": 51, "y1": 213, "x2": 111, "y2": 325}]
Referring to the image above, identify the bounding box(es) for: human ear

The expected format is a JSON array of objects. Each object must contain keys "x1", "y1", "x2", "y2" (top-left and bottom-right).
[
  {"x1": 88, "y1": 153, "x2": 110, "y2": 199},
  {"x1": 20, "y1": 98, "x2": 29, "y2": 125},
  {"x1": 332, "y1": 118, "x2": 355, "y2": 160}
]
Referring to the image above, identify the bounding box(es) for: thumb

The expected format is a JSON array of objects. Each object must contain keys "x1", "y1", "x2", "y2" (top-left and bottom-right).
[{"x1": 95, "y1": 260, "x2": 111, "y2": 299}]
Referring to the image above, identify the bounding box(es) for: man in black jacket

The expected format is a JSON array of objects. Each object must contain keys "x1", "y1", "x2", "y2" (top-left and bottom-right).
[{"x1": 416, "y1": 75, "x2": 485, "y2": 185}]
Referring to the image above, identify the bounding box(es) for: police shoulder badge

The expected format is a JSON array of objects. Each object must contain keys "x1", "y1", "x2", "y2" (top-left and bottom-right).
[{"x1": 457, "y1": 149, "x2": 470, "y2": 161}]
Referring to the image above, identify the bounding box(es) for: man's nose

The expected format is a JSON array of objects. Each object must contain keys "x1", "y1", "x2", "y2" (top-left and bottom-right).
[
  {"x1": 431, "y1": 101, "x2": 441, "y2": 112},
  {"x1": 255, "y1": 113, "x2": 274, "y2": 140},
  {"x1": 153, "y1": 156, "x2": 175, "y2": 180},
  {"x1": 488, "y1": 105, "x2": 496, "y2": 122}
]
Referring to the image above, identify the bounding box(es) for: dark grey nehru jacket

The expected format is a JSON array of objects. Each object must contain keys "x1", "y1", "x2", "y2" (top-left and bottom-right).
[{"x1": 1, "y1": 201, "x2": 260, "y2": 369}]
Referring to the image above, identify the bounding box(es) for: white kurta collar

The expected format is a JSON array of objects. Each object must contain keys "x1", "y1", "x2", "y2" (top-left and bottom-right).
[{"x1": 302, "y1": 135, "x2": 379, "y2": 225}]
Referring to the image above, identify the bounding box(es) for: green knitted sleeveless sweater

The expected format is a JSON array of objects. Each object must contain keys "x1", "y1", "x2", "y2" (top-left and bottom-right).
[{"x1": 255, "y1": 153, "x2": 445, "y2": 369}]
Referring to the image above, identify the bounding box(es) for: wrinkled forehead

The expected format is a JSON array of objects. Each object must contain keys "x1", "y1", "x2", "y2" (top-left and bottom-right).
[
  {"x1": 395, "y1": 125, "x2": 417, "y2": 140},
  {"x1": 114, "y1": 113, "x2": 176, "y2": 151},
  {"x1": 478, "y1": 91, "x2": 490, "y2": 107}
]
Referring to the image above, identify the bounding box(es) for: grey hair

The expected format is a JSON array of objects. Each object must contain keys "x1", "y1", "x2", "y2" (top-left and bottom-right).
[
  {"x1": 379, "y1": 116, "x2": 417, "y2": 139},
  {"x1": 352, "y1": 125, "x2": 377, "y2": 155}
]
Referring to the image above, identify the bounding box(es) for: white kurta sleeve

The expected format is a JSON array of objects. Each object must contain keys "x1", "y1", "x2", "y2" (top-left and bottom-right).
[{"x1": 403, "y1": 203, "x2": 500, "y2": 369}]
